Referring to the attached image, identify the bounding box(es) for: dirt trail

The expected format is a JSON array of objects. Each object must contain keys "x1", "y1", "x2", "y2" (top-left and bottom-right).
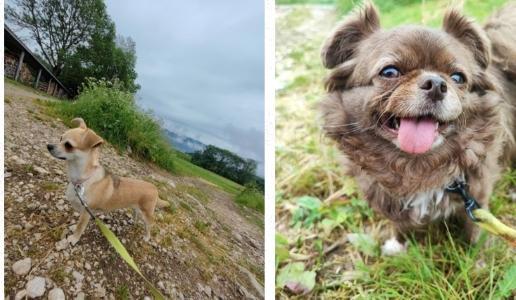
[{"x1": 4, "y1": 80, "x2": 264, "y2": 299}]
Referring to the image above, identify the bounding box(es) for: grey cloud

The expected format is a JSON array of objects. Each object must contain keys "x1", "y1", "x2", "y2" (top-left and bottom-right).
[{"x1": 105, "y1": 0, "x2": 264, "y2": 176}]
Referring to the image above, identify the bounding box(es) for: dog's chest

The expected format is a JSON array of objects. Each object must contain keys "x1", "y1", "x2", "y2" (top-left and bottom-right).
[
  {"x1": 65, "y1": 183, "x2": 90, "y2": 212},
  {"x1": 402, "y1": 189, "x2": 461, "y2": 224}
]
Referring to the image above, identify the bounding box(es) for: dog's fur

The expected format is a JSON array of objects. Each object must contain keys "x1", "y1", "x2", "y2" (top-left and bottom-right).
[
  {"x1": 47, "y1": 118, "x2": 168, "y2": 245},
  {"x1": 320, "y1": 2, "x2": 516, "y2": 253}
]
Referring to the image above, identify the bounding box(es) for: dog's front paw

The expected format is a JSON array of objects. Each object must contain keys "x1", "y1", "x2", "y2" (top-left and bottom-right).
[{"x1": 381, "y1": 237, "x2": 407, "y2": 256}]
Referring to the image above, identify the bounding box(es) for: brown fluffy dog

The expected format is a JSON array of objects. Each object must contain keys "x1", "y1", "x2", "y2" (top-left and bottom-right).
[{"x1": 320, "y1": 3, "x2": 516, "y2": 254}]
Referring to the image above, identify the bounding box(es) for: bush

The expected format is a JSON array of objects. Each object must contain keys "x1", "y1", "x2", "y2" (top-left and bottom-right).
[
  {"x1": 235, "y1": 183, "x2": 264, "y2": 213},
  {"x1": 48, "y1": 78, "x2": 175, "y2": 171}
]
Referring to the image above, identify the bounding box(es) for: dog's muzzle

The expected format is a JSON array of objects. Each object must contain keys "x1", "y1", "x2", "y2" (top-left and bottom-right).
[{"x1": 47, "y1": 144, "x2": 66, "y2": 160}]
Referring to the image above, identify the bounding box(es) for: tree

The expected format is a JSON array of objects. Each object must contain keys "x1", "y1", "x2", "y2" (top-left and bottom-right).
[
  {"x1": 59, "y1": 22, "x2": 140, "y2": 94},
  {"x1": 6, "y1": 0, "x2": 109, "y2": 76},
  {"x1": 191, "y1": 145, "x2": 257, "y2": 185},
  {"x1": 7, "y1": 0, "x2": 139, "y2": 95}
]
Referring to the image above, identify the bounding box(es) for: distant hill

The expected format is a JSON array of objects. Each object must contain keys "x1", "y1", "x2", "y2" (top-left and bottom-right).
[{"x1": 164, "y1": 129, "x2": 206, "y2": 154}]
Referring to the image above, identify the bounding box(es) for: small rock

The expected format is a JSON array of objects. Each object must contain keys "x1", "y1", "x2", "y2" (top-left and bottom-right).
[
  {"x1": 14, "y1": 289, "x2": 27, "y2": 300},
  {"x1": 33, "y1": 166, "x2": 49, "y2": 175},
  {"x1": 204, "y1": 285, "x2": 212, "y2": 296},
  {"x1": 11, "y1": 155, "x2": 27, "y2": 165},
  {"x1": 75, "y1": 292, "x2": 85, "y2": 300},
  {"x1": 48, "y1": 287, "x2": 66, "y2": 300},
  {"x1": 94, "y1": 285, "x2": 106, "y2": 297},
  {"x1": 510, "y1": 192, "x2": 516, "y2": 203},
  {"x1": 26, "y1": 276, "x2": 46, "y2": 298},
  {"x1": 12, "y1": 258, "x2": 32, "y2": 275},
  {"x1": 72, "y1": 270, "x2": 84, "y2": 282},
  {"x1": 234, "y1": 233, "x2": 243, "y2": 242},
  {"x1": 55, "y1": 238, "x2": 68, "y2": 251}
]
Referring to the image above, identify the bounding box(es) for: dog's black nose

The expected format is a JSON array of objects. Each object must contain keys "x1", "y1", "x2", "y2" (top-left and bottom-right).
[
  {"x1": 47, "y1": 144, "x2": 55, "y2": 151},
  {"x1": 419, "y1": 75, "x2": 447, "y2": 101}
]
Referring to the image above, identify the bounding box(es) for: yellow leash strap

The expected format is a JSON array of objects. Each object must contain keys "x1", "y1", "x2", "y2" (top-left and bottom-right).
[
  {"x1": 472, "y1": 209, "x2": 516, "y2": 248},
  {"x1": 95, "y1": 220, "x2": 166, "y2": 299},
  {"x1": 446, "y1": 180, "x2": 516, "y2": 248},
  {"x1": 73, "y1": 184, "x2": 166, "y2": 299}
]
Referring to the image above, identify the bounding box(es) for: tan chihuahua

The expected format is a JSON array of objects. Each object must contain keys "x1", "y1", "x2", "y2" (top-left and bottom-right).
[{"x1": 47, "y1": 118, "x2": 167, "y2": 245}]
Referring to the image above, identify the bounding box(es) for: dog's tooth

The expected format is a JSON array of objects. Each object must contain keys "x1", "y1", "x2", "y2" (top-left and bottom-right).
[{"x1": 394, "y1": 118, "x2": 399, "y2": 129}]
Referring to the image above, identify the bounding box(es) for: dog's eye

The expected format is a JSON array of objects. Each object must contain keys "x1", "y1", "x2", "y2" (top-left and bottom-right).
[
  {"x1": 450, "y1": 72, "x2": 465, "y2": 84},
  {"x1": 380, "y1": 66, "x2": 401, "y2": 78},
  {"x1": 64, "y1": 142, "x2": 73, "y2": 151}
]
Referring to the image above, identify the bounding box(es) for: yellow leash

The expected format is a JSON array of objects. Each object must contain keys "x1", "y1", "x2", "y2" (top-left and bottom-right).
[
  {"x1": 472, "y1": 209, "x2": 516, "y2": 248},
  {"x1": 73, "y1": 184, "x2": 166, "y2": 299},
  {"x1": 446, "y1": 180, "x2": 516, "y2": 248},
  {"x1": 95, "y1": 220, "x2": 166, "y2": 299}
]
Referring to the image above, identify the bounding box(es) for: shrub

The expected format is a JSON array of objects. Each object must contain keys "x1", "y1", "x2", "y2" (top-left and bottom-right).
[
  {"x1": 48, "y1": 78, "x2": 175, "y2": 171},
  {"x1": 235, "y1": 183, "x2": 264, "y2": 213}
]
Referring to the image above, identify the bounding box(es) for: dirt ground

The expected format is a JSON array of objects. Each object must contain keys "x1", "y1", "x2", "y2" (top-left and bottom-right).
[{"x1": 4, "y1": 80, "x2": 264, "y2": 299}]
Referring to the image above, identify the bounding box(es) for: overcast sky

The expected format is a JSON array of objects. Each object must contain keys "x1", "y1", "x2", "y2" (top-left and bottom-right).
[{"x1": 104, "y1": 0, "x2": 264, "y2": 176}]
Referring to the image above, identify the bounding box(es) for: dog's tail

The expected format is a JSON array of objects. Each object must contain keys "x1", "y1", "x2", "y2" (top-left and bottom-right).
[{"x1": 156, "y1": 198, "x2": 170, "y2": 208}]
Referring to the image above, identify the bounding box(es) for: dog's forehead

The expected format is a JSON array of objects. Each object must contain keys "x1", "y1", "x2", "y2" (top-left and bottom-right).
[
  {"x1": 62, "y1": 128, "x2": 85, "y2": 140},
  {"x1": 363, "y1": 26, "x2": 470, "y2": 70}
]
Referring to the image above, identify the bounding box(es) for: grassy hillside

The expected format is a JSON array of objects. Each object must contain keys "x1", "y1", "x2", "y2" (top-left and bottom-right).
[
  {"x1": 275, "y1": 1, "x2": 515, "y2": 298},
  {"x1": 173, "y1": 155, "x2": 243, "y2": 195}
]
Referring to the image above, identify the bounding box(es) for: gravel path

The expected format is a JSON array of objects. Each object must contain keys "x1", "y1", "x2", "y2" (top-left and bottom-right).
[{"x1": 4, "y1": 80, "x2": 264, "y2": 299}]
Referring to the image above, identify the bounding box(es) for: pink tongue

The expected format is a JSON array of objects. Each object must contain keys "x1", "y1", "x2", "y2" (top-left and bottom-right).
[{"x1": 397, "y1": 118, "x2": 438, "y2": 154}]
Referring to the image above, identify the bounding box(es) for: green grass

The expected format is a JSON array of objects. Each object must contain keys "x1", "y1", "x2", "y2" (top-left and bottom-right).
[
  {"x1": 173, "y1": 157, "x2": 243, "y2": 195},
  {"x1": 194, "y1": 220, "x2": 211, "y2": 233},
  {"x1": 276, "y1": 1, "x2": 515, "y2": 298},
  {"x1": 115, "y1": 285, "x2": 131, "y2": 300},
  {"x1": 235, "y1": 185, "x2": 265, "y2": 213},
  {"x1": 277, "y1": 0, "x2": 510, "y2": 27}
]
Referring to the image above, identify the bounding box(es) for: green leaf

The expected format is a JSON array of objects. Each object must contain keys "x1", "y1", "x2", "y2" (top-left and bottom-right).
[
  {"x1": 291, "y1": 196, "x2": 323, "y2": 228},
  {"x1": 347, "y1": 233, "x2": 379, "y2": 257},
  {"x1": 318, "y1": 218, "x2": 337, "y2": 236},
  {"x1": 494, "y1": 264, "x2": 516, "y2": 299},
  {"x1": 276, "y1": 262, "x2": 316, "y2": 295},
  {"x1": 275, "y1": 233, "x2": 290, "y2": 269},
  {"x1": 297, "y1": 196, "x2": 322, "y2": 210}
]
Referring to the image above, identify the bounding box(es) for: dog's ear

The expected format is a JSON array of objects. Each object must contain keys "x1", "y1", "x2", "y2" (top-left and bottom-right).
[
  {"x1": 443, "y1": 9, "x2": 490, "y2": 69},
  {"x1": 72, "y1": 118, "x2": 87, "y2": 129},
  {"x1": 321, "y1": 2, "x2": 380, "y2": 69},
  {"x1": 83, "y1": 130, "x2": 103, "y2": 149}
]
